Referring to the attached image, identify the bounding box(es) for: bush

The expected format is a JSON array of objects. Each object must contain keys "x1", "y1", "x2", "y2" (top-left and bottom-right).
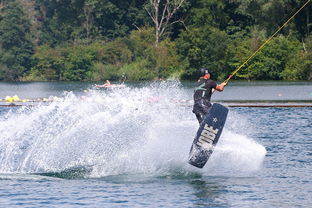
[
  {"x1": 61, "y1": 46, "x2": 96, "y2": 81},
  {"x1": 281, "y1": 51, "x2": 312, "y2": 80},
  {"x1": 119, "y1": 59, "x2": 154, "y2": 81},
  {"x1": 0, "y1": 0, "x2": 34, "y2": 81},
  {"x1": 153, "y1": 39, "x2": 183, "y2": 79},
  {"x1": 176, "y1": 26, "x2": 229, "y2": 80},
  {"x1": 127, "y1": 27, "x2": 155, "y2": 59},
  {"x1": 92, "y1": 39, "x2": 133, "y2": 66},
  {"x1": 228, "y1": 35, "x2": 303, "y2": 80},
  {"x1": 29, "y1": 45, "x2": 96, "y2": 81},
  {"x1": 91, "y1": 63, "x2": 120, "y2": 81},
  {"x1": 248, "y1": 36, "x2": 301, "y2": 80},
  {"x1": 28, "y1": 45, "x2": 65, "y2": 81}
]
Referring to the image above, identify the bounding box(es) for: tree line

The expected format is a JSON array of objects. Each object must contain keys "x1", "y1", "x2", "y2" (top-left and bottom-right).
[{"x1": 0, "y1": 0, "x2": 311, "y2": 82}]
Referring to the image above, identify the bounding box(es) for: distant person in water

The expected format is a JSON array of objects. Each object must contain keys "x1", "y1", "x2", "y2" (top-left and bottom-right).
[
  {"x1": 95, "y1": 79, "x2": 127, "y2": 89},
  {"x1": 103, "y1": 80, "x2": 111, "y2": 87},
  {"x1": 95, "y1": 80, "x2": 111, "y2": 88},
  {"x1": 193, "y1": 68, "x2": 226, "y2": 124}
]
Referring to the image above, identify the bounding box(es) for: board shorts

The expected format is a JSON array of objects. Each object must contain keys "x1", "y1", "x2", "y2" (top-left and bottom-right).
[{"x1": 192, "y1": 100, "x2": 212, "y2": 124}]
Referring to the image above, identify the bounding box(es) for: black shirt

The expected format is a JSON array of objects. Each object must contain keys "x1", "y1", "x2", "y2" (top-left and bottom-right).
[{"x1": 193, "y1": 78, "x2": 217, "y2": 103}]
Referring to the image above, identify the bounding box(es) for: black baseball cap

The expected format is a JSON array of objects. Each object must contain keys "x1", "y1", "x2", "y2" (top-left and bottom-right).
[{"x1": 199, "y1": 68, "x2": 209, "y2": 75}]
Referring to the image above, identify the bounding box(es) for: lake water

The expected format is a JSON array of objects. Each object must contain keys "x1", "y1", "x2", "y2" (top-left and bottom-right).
[{"x1": 0, "y1": 81, "x2": 311, "y2": 207}]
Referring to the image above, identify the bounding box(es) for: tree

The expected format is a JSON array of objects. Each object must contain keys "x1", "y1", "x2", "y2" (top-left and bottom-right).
[
  {"x1": 83, "y1": 2, "x2": 94, "y2": 43},
  {"x1": 145, "y1": 0, "x2": 186, "y2": 46},
  {"x1": 0, "y1": 0, "x2": 34, "y2": 80},
  {"x1": 236, "y1": 36, "x2": 302, "y2": 80},
  {"x1": 177, "y1": 26, "x2": 229, "y2": 79},
  {"x1": 282, "y1": 34, "x2": 312, "y2": 80},
  {"x1": 34, "y1": 0, "x2": 85, "y2": 46},
  {"x1": 186, "y1": 0, "x2": 253, "y2": 39},
  {"x1": 80, "y1": 0, "x2": 147, "y2": 41}
]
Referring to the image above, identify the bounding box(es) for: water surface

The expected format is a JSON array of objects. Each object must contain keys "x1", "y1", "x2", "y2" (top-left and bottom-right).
[{"x1": 0, "y1": 81, "x2": 311, "y2": 207}]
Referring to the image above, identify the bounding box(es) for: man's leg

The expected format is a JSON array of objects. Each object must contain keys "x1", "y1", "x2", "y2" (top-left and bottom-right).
[
  {"x1": 197, "y1": 105, "x2": 212, "y2": 125},
  {"x1": 193, "y1": 103, "x2": 204, "y2": 124},
  {"x1": 195, "y1": 113, "x2": 203, "y2": 124}
]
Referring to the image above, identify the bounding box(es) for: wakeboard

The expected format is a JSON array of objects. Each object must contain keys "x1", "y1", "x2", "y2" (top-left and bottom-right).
[{"x1": 188, "y1": 103, "x2": 228, "y2": 168}]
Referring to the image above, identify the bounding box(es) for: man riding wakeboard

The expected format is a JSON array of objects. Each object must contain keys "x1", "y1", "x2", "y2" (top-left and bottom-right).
[{"x1": 192, "y1": 68, "x2": 227, "y2": 124}]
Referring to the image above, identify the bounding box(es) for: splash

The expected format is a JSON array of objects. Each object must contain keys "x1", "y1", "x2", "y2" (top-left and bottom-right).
[{"x1": 0, "y1": 81, "x2": 266, "y2": 178}]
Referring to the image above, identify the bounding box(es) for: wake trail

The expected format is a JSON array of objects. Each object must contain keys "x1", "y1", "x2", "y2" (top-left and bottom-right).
[{"x1": 0, "y1": 81, "x2": 266, "y2": 178}]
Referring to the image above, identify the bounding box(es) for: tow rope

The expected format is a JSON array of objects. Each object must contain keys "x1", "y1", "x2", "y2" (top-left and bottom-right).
[{"x1": 224, "y1": 0, "x2": 311, "y2": 84}]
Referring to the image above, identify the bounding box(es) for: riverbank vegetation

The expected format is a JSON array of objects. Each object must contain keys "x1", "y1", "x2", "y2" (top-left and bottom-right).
[{"x1": 0, "y1": 0, "x2": 311, "y2": 81}]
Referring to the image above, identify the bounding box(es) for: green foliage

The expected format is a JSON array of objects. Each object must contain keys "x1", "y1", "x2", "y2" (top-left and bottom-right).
[
  {"x1": 91, "y1": 63, "x2": 120, "y2": 81},
  {"x1": 62, "y1": 46, "x2": 96, "y2": 81},
  {"x1": 282, "y1": 51, "x2": 312, "y2": 80},
  {"x1": 177, "y1": 26, "x2": 229, "y2": 80},
  {"x1": 35, "y1": 0, "x2": 148, "y2": 46},
  {"x1": 0, "y1": 0, "x2": 34, "y2": 81},
  {"x1": 233, "y1": 36, "x2": 303, "y2": 80},
  {"x1": 24, "y1": 45, "x2": 64, "y2": 81},
  {"x1": 0, "y1": 0, "x2": 311, "y2": 81},
  {"x1": 95, "y1": 39, "x2": 133, "y2": 66},
  {"x1": 120, "y1": 59, "x2": 154, "y2": 81},
  {"x1": 128, "y1": 27, "x2": 155, "y2": 59},
  {"x1": 124, "y1": 28, "x2": 183, "y2": 80},
  {"x1": 224, "y1": 37, "x2": 251, "y2": 80},
  {"x1": 188, "y1": 0, "x2": 253, "y2": 38},
  {"x1": 153, "y1": 39, "x2": 182, "y2": 78},
  {"x1": 28, "y1": 45, "x2": 96, "y2": 81},
  {"x1": 28, "y1": 34, "x2": 182, "y2": 81},
  {"x1": 281, "y1": 23, "x2": 312, "y2": 81}
]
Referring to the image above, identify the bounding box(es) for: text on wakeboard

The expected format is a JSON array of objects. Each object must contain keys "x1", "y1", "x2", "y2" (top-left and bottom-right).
[{"x1": 197, "y1": 124, "x2": 219, "y2": 150}]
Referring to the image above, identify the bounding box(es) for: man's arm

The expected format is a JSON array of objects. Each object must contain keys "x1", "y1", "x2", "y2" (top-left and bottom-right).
[{"x1": 215, "y1": 82, "x2": 227, "y2": 92}]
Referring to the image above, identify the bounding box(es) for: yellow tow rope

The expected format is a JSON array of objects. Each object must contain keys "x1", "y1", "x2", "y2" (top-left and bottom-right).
[{"x1": 224, "y1": 0, "x2": 311, "y2": 84}]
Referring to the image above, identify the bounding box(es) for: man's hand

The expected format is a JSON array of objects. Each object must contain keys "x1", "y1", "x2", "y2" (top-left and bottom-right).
[
  {"x1": 220, "y1": 82, "x2": 227, "y2": 87},
  {"x1": 215, "y1": 82, "x2": 227, "y2": 92}
]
